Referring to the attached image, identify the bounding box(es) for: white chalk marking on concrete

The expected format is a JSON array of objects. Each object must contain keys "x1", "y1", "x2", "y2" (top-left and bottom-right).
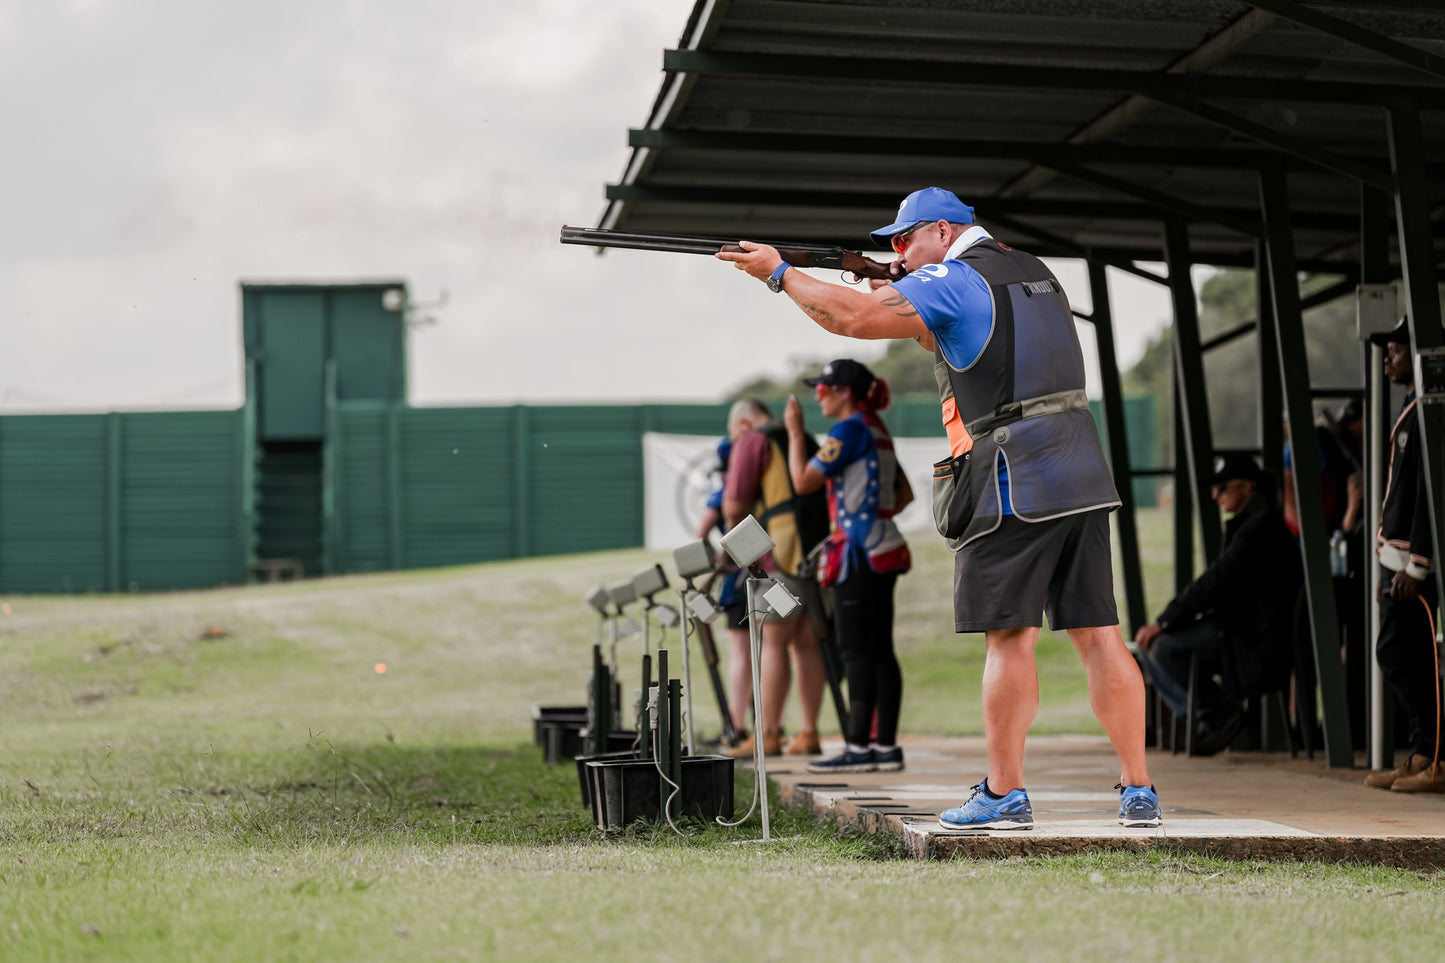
[{"x1": 907, "y1": 818, "x2": 1313, "y2": 839}]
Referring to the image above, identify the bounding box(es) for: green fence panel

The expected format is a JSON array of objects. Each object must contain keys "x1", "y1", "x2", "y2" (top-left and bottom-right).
[
  {"x1": 0, "y1": 396, "x2": 1157, "y2": 591},
  {"x1": 526, "y1": 406, "x2": 644, "y2": 557},
  {"x1": 118, "y1": 410, "x2": 245, "y2": 590},
  {"x1": 0, "y1": 415, "x2": 109, "y2": 592},
  {"x1": 398, "y1": 406, "x2": 515, "y2": 568},
  {"x1": 334, "y1": 406, "x2": 393, "y2": 573}
]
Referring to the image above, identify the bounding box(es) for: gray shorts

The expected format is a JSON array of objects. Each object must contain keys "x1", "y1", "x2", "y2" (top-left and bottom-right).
[{"x1": 952, "y1": 510, "x2": 1118, "y2": 633}]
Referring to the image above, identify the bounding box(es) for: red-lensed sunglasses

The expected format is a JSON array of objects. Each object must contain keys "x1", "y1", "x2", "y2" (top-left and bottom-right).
[{"x1": 890, "y1": 221, "x2": 929, "y2": 255}]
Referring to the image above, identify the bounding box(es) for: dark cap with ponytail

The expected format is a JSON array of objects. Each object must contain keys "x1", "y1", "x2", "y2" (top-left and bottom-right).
[{"x1": 803, "y1": 358, "x2": 891, "y2": 411}]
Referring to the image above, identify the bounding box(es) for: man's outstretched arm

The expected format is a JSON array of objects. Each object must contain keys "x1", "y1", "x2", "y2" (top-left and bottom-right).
[{"x1": 717, "y1": 241, "x2": 929, "y2": 343}]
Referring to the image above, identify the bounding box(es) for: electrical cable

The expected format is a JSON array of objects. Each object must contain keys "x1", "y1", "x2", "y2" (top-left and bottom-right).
[{"x1": 650, "y1": 725, "x2": 689, "y2": 836}]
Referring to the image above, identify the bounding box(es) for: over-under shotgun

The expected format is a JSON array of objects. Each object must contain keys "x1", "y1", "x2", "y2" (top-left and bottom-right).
[{"x1": 560, "y1": 226, "x2": 899, "y2": 282}]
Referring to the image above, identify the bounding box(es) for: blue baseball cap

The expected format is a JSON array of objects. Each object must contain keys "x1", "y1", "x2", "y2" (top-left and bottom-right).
[{"x1": 870, "y1": 187, "x2": 975, "y2": 248}]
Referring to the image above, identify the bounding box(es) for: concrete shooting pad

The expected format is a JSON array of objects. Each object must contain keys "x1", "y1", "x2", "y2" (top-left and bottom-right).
[{"x1": 758, "y1": 735, "x2": 1445, "y2": 871}]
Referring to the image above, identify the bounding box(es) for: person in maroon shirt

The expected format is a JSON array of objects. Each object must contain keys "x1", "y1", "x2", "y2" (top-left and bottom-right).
[{"x1": 722, "y1": 398, "x2": 826, "y2": 757}]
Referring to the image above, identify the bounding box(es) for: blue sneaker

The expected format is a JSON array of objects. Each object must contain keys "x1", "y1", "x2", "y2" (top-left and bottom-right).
[
  {"x1": 1117, "y1": 783, "x2": 1162, "y2": 827},
  {"x1": 938, "y1": 780, "x2": 1033, "y2": 831},
  {"x1": 872, "y1": 747, "x2": 905, "y2": 772},
  {"x1": 807, "y1": 747, "x2": 876, "y2": 773}
]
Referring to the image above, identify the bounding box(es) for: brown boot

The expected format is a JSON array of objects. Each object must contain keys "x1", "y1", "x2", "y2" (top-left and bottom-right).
[
  {"x1": 725, "y1": 730, "x2": 782, "y2": 758},
  {"x1": 1391, "y1": 760, "x2": 1445, "y2": 793},
  {"x1": 1362, "y1": 753, "x2": 1431, "y2": 790},
  {"x1": 783, "y1": 730, "x2": 822, "y2": 756}
]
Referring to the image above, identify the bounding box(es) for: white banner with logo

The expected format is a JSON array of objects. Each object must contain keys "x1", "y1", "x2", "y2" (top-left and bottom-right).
[{"x1": 642, "y1": 431, "x2": 946, "y2": 551}]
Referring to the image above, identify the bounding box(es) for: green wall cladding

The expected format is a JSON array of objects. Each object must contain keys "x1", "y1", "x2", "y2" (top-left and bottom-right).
[
  {"x1": 0, "y1": 411, "x2": 244, "y2": 593},
  {"x1": 328, "y1": 397, "x2": 1156, "y2": 573},
  {"x1": 0, "y1": 397, "x2": 1154, "y2": 592}
]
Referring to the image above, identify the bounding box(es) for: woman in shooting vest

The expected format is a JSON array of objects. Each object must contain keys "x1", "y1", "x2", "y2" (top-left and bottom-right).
[
  {"x1": 783, "y1": 360, "x2": 914, "y2": 772},
  {"x1": 722, "y1": 399, "x2": 829, "y2": 757}
]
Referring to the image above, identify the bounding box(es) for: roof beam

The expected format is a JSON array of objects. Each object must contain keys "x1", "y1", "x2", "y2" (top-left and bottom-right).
[
  {"x1": 1242, "y1": 0, "x2": 1445, "y2": 82},
  {"x1": 979, "y1": 213, "x2": 1167, "y2": 285},
  {"x1": 661, "y1": 49, "x2": 1445, "y2": 108},
  {"x1": 1001, "y1": 7, "x2": 1279, "y2": 198},
  {"x1": 603, "y1": 184, "x2": 1360, "y2": 232},
  {"x1": 1036, "y1": 159, "x2": 1263, "y2": 237},
  {"x1": 626, "y1": 129, "x2": 1328, "y2": 171},
  {"x1": 1149, "y1": 93, "x2": 1396, "y2": 190}
]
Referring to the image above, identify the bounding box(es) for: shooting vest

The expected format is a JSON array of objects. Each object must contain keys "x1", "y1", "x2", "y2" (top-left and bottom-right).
[
  {"x1": 932, "y1": 239, "x2": 1119, "y2": 548},
  {"x1": 753, "y1": 426, "x2": 829, "y2": 576}
]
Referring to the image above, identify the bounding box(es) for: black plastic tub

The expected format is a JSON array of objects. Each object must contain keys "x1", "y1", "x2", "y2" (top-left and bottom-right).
[
  {"x1": 532, "y1": 705, "x2": 586, "y2": 747},
  {"x1": 574, "y1": 748, "x2": 639, "y2": 810},
  {"x1": 586, "y1": 755, "x2": 735, "y2": 832}
]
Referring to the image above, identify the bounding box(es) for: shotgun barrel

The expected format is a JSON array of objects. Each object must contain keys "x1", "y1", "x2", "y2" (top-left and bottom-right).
[{"x1": 560, "y1": 226, "x2": 899, "y2": 281}]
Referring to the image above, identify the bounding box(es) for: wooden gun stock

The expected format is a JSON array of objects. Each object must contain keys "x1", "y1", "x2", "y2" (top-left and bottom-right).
[{"x1": 560, "y1": 226, "x2": 900, "y2": 282}]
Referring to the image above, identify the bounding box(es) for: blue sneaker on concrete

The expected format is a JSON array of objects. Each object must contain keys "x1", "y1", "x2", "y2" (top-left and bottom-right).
[
  {"x1": 1117, "y1": 783, "x2": 1162, "y2": 827},
  {"x1": 807, "y1": 747, "x2": 876, "y2": 774},
  {"x1": 938, "y1": 780, "x2": 1033, "y2": 831},
  {"x1": 872, "y1": 747, "x2": 905, "y2": 772}
]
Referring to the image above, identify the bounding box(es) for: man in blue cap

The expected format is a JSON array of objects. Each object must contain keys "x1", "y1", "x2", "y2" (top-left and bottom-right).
[{"x1": 718, "y1": 186, "x2": 1159, "y2": 830}]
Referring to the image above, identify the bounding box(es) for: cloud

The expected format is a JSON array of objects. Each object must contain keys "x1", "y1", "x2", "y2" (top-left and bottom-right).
[{"x1": 0, "y1": 0, "x2": 1169, "y2": 412}]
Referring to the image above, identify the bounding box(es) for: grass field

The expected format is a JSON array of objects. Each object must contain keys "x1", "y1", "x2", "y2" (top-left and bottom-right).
[{"x1": 1, "y1": 509, "x2": 1440, "y2": 961}]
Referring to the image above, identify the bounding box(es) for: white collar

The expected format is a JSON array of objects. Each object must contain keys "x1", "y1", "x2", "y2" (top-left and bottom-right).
[{"x1": 943, "y1": 224, "x2": 993, "y2": 262}]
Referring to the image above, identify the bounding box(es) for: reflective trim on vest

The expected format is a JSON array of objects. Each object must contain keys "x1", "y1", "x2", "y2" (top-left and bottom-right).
[{"x1": 941, "y1": 396, "x2": 973, "y2": 458}]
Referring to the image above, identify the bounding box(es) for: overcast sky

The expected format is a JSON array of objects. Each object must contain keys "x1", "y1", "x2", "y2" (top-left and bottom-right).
[{"x1": 1, "y1": 0, "x2": 1177, "y2": 413}]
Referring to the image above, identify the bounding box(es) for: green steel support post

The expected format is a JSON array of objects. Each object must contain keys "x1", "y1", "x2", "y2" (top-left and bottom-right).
[
  {"x1": 668, "y1": 677, "x2": 683, "y2": 818},
  {"x1": 386, "y1": 404, "x2": 403, "y2": 571},
  {"x1": 1386, "y1": 99, "x2": 1445, "y2": 611},
  {"x1": 1255, "y1": 247, "x2": 1284, "y2": 483},
  {"x1": 1087, "y1": 262, "x2": 1147, "y2": 633},
  {"x1": 657, "y1": 648, "x2": 670, "y2": 784},
  {"x1": 1163, "y1": 218, "x2": 1222, "y2": 565},
  {"x1": 106, "y1": 413, "x2": 122, "y2": 592},
  {"x1": 589, "y1": 645, "x2": 611, "y2": 757},
  {"x1": 513, "y1": 406, "x2": 532, "y2": 559},
  {"x1": 1258, "y1": 160, "x2": 1353, "y2": 768},
  {"x1": 1172, "y1": 380, "x2": 1195, "y2": 594}
]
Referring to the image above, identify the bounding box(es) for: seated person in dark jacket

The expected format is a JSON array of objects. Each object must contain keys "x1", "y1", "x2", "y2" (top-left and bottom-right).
[{"x1": 1134, "y1": 454, "x2": 1303, "y2": 756}]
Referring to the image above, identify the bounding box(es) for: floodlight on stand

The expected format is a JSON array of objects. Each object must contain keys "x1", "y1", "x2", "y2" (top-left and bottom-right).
[
  {"x1": 719, "y1": 514, "x2": 774, "y2": 574},
  {"x1": 762, "y1": 580, "x2": 801, "y2": 620},
  {"x1": 672, "y1": 539, "x2": 717, "y2": 581},
  {"x1": 584, "y1": 583, "x2": 612, "y2": 614},
  {"x1": 631, "y1": 563, "x2": 670, "y2": 602},
  {"x1": 652, "y1": 603, "x2": 681, "y2": 628},
  {"x1": 584, "y1": 582, "x2": 612, "y2": 649},
  {"x1": 687, "y1": 593, "x2": 721, "y2": 623},
  {"x1": 630, "y1": 564, "x2": 669, "y2": 659},
  {"x1": 606, "y1": 580, "x2": 637, "y2": 610}
]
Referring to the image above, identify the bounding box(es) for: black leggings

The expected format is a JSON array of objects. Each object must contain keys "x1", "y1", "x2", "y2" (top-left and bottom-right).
[{"x1": 832, "y1": 564, "x2": 902, "y2": 746}]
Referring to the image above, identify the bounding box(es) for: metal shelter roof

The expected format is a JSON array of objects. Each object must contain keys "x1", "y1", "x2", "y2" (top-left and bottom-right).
[{"x1": 598, "y1": 0, "x2": 1445, "y2": 277}]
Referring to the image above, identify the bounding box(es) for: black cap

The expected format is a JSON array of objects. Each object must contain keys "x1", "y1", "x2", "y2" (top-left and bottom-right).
[
  {"x1": 803, "y1": 358, "x2": 875, "y2": 397},
  {"x1": 1207, "y1": 453, "x2": 1265, "y2": 487},
  {"x1": 1369, "y1": 316, "x2": 1410, "y2": 347}
]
